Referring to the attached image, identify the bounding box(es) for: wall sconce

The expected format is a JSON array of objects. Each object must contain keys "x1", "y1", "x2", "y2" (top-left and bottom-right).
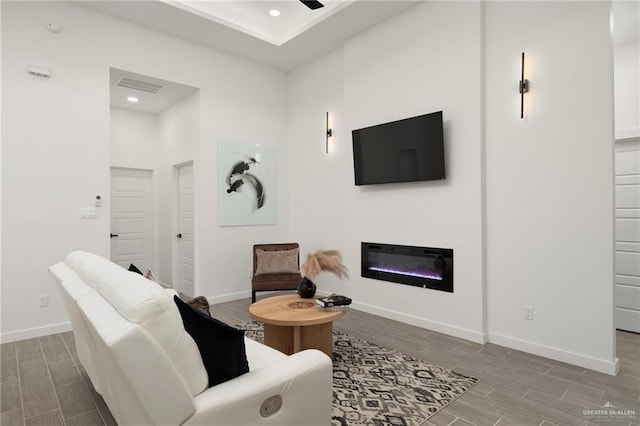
[
  {"x1": 325, "y1": 111, "x2": 333, "y2": 153},
  {"x1": 519, "y1": 52, "x2": 529, "y2": 119}
]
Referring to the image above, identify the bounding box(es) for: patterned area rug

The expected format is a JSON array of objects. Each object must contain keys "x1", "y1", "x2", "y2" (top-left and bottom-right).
[{"x1": 237, "y1": 321, "x2": 477, "y2": 426}]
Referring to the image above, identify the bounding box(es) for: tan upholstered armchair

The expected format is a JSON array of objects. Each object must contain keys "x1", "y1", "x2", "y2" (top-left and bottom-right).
[{"x1": 251, "y1": 243, "x2": 302, "y2": 303}]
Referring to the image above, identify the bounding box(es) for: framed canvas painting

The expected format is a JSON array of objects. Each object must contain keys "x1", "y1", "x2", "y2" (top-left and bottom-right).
[{"x1": 218, "y1": 140, "x2": 276, "y2": 226}]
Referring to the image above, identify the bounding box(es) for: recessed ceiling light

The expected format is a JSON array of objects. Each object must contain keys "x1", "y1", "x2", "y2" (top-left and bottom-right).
[
  {"x1": 269, "y1": 9, "x2": 281, "y2": 17},
  {"x1": 127, "y1": 96, "x2": 139, "y2": 103}
]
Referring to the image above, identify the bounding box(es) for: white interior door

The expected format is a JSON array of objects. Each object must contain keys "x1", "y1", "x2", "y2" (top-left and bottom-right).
[
  {"x1": 110, "y1": 168, "x2": 154, "y2": 272},
  {"x1": 615, "y1": 144, "x2": 640, "y2": 333},
  {"x1": 175, "y1": 163, "x2": 195, "y2": 297}
]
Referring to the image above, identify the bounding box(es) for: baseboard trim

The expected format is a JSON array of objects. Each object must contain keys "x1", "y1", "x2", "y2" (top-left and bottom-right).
[
  {"x1": 208, "y1": 290, "x2": 252, "y2": 305},
  {"x1": 1, "y1": 321, "x2": 72, "y2": 344},
  {"x1": 213, "y1": 289, "x2": 488, "y2": 343},
  {"x1": 350, "y1": 300, "x2": 487, "y2": 344},
  {"x1": 489, "y1": 332, "x2": 619, "y2": 375},
  {"x1": 202, "y1": 292, "x2": 619, "y2": 375}
]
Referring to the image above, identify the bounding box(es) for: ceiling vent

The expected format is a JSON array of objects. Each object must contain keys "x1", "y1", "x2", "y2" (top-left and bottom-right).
[{"x1": 115, "y1": 76, "x2": 164, "y2": 94}]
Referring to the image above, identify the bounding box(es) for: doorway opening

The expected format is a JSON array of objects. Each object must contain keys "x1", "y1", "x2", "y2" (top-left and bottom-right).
[
  {"x1": 174, "y1": 162, "x2": 195, "y2": 297},
  {"x1": 612, "y1": 2, "x2": 640, "y2": 334},
  {"x1": 109, "y1": 68, "x2": 199, "y2": 297}
]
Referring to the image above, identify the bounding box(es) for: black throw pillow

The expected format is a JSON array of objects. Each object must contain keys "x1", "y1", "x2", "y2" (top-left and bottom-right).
[
  {"x1": 128, "y1": 264, "x2": 143, "y2": 275},
  {"x1": 173, "y1": 296, "x2": 249, "y2": 387}
]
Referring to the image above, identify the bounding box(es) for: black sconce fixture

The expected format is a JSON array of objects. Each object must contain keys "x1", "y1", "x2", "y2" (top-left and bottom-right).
[
  {"x1": 325, "y1": 111, "x2": 332, "y2": 153},
  {"x1": 519, "y1": 52, "x2": 529, "y2": 119}
]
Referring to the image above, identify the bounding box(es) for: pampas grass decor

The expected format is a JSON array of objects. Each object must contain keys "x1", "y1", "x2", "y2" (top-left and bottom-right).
[{"x1": 301, "y1": 249, "x2": 349, "y2": 280}]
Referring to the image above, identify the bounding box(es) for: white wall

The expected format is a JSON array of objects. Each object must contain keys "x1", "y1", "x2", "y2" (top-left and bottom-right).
[
  {"x1": 1, "y1": 0, "x2": 618, "y2": 375},
  {"x1": 110, "y1": 107, "x2": 159, "y2": 169},
  {"x1": 110, "y1": 106, "x2": 160, "y2": 276},
  {"x1": 289, "y1": 2, "x2": 485, "y2": 343},
  {"x1": 289, "y1": 1, "x2": 616, "y2": 374},
  {"x1": 484, "y1": 1, "x2": 616, "y2": 373},
  {"x1": 157, "y1": 92, "x2": 199, "y2": 286},
  {"x1": 614, "y1": 41, "x2": 640, "y2": 140},
  {"x1": 0, "y1": 2, "x2": 3, "y2": 341},
  {"x1": 1, "y1": 1, "x2": 288, "y2": 341},
  {"x1": 2, "y1": 2, "x2": 111, "y2": 340},
  {"x1": 288, "y1": 49, "x2": 348, "y2": 286},
  {"x1": 343, "y1": 1, "x2": 485, "y2": 342},
  {"x1": 110, "y1": 96, "x2": 199, "y2": 287}
]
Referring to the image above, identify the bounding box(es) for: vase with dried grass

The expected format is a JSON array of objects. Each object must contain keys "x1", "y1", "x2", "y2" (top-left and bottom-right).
[{"x1": 298, "y1": 249, "x2": 349, "y2": 298}]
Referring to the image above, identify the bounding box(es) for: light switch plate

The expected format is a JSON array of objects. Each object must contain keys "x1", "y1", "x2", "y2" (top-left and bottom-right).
[{"x1": 80, "y1": 208, "x2": 98, "y2": 219}]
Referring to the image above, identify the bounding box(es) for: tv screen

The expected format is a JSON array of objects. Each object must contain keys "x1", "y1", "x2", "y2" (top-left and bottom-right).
[{"x1": 352, "y1": 111, "x2": 445, "y2": 186}]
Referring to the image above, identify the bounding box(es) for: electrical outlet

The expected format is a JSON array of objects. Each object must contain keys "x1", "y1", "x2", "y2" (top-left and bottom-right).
[
  {"x1": 247, "y1": 268, "x2": 253, "y2": 278},
  {"x1": 524, "y1": 305, "x2": 534, "y2": 320},
  {"x1": 39, "y1": 295, "x2": 49, "y2": 308}
]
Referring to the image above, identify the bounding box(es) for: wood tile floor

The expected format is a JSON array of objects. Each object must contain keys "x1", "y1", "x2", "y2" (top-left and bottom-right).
[{"x1": 1, "y1": 295, "x2": 638, "y2": 426}]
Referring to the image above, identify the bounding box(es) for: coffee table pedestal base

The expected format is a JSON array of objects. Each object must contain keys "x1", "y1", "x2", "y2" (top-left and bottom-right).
[{"x1": 264, "y1": 322, "x2": 334, "y2": 358}]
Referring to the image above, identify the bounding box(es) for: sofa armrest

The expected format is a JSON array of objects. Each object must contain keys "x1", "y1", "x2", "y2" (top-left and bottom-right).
[
  {"x1": 184, "y1": 349, "x2": 332, "y2": 426},
  {"x1": 77, "y1": 292, "x2": 196, "y2": 425}
]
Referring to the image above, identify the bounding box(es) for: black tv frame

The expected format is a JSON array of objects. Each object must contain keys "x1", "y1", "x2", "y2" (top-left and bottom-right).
[{"x1": 352, "y1": 111, "x2": 445, "y2": 186}]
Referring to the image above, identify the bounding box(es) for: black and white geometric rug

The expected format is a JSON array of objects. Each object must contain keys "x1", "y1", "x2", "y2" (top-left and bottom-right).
[{"x1": 237, "y1": 321, "x2": 478, "y2": 426}]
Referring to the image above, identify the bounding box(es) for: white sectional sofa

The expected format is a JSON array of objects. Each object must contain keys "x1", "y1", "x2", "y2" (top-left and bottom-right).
[{"x1": 49, "y1": 251, "x2": 333, "y2": 425}]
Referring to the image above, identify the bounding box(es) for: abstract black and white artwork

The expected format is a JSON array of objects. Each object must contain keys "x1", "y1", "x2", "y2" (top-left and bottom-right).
[{"x1": 218, "y1": 140, "x2": 276, "y2": 226}]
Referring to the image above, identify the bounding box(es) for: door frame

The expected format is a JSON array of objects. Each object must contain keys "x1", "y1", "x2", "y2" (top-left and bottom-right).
[
  {"x1": 614, "y1": 137, "x2": 640, "y2": 333},
  {"x1": 172, "y1": 160, "x2": 197, "y2": 296}
]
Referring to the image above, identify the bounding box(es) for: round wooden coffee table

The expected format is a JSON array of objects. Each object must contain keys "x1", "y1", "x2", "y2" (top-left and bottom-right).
[{"x1": 249, "y1": 294, "x2": 344, "y2": 357}]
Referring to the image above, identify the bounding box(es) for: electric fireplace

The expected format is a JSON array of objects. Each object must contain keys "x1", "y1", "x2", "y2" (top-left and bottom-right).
[{"x1": 361, "y1": 242, "x2": 453, "y2": 292}]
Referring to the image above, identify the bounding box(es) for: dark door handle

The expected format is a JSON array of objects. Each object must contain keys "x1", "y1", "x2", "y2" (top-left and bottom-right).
[
  {"x1": 176, "y1": 233, "x2": 182, "y2": 239},
  {"x1": 110, "y1": 233, "x2": 119, "y2": 238}
]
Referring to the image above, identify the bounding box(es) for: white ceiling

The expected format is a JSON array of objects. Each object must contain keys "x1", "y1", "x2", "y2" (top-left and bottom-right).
[
  {"x1": 98, "y1": 0, "x2": 638, "y2": 114},
  {"x1": 79, "y1": 0, "x2": 421, "y2": 72},
  {"x1": 161, "y1": 0, "x2": 356, "y2": 46},
  {"x1": 94, "y1": 0, "x2": 420, "y2": 113},
  {"x1": 110, "y1": 68, "x2": 197, "y2": 113}
]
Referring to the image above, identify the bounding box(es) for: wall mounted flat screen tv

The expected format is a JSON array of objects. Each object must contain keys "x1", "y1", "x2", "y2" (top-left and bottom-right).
[{"x1": 352, "y1": 111, "x2": 445, "y2": 186}]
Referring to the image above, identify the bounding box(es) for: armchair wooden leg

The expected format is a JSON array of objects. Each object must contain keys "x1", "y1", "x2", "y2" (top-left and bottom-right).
[{"x1": 252, "y1": 291, "x2": 256, "y2": 303}]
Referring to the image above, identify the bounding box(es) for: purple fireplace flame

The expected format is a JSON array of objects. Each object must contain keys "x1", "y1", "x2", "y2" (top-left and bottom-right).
[{"x1": 369, "y1": 266, "x2": 443, "y2": 281}]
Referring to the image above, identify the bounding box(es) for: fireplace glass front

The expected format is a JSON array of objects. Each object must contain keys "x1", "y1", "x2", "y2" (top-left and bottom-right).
[{"x1": 361, "y1": 242, "x2": 453, "y2": 292}]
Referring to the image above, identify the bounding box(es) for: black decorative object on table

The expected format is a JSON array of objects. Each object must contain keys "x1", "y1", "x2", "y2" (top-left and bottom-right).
[
  {"x1": 316, "y1": 294, "x2": 351, "y2": 308},
  {"x1": 299, "y1": 249, "x2": 348, "y2": 299},
  {"x1": 297, "y1": 277, "x2": 316, "y2": 298}
]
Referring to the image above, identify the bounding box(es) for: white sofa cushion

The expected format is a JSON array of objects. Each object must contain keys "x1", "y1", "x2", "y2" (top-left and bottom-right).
[
  {"x1": 186, "y1": 350, "x2": 333, "y2": 426},
  {"x1": 65, "y1": 251, "x2": 208, "y2": 396},
  {"x1": 244, "y1": 338, "x2": 287, "y2": 370},
  {"x1": 49, "y1": 263, "x2": 103, "y2": 394},
  {"x1": 52, "y1": 251, "x2": 334, "y2": 426},
  {"x1": 66, "y1": 251, "x2": 121, "y2": 289},
  {"x1": 77, "y1": 291, "x2": 196, "y2": 425},
  {"x1": 59, "y1": 276, "x2": 100, "y2": 387}
]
